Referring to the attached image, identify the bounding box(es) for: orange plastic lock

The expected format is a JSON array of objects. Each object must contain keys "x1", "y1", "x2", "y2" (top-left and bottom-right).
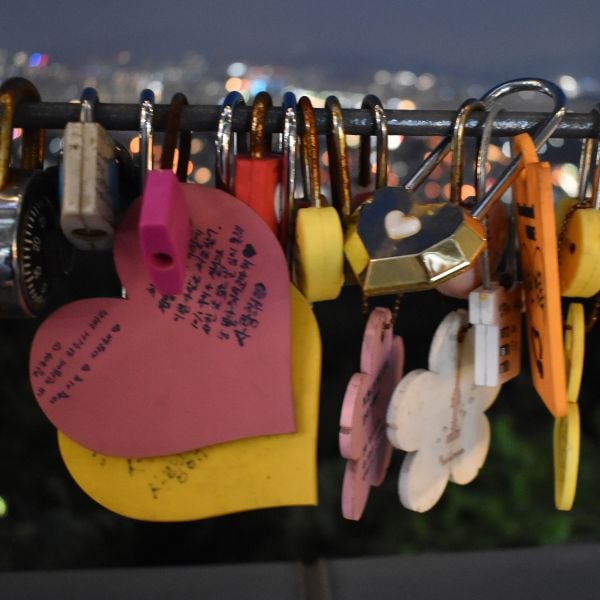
[{"x1": 513, "y1": 133, "x2": 567, "y2": 418}]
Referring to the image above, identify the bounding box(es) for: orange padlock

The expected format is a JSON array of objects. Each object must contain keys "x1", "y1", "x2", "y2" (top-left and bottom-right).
[{"x1": 513, "y1": 132, "x2": 568, "y2": 418}]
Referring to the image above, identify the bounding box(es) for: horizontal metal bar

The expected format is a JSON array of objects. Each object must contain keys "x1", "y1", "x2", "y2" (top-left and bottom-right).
[{"x1": 6, "y1": 102, "x2": 597, "y2": 138}]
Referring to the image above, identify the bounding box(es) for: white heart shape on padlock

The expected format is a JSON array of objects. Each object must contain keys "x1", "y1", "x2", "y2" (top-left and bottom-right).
[{"x1": 384, "y1": 210, "x2": 422, "y2": 240}]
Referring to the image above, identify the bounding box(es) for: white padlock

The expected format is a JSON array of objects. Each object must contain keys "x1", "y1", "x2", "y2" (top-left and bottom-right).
[{"x1": 61, "y1": 88, "x2": 117, "y2": 250}]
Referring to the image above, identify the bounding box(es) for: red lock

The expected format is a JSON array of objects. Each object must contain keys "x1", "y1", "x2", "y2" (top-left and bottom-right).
[{"x1": 233, "y1": 92, "x2": 283, "y2": 235}]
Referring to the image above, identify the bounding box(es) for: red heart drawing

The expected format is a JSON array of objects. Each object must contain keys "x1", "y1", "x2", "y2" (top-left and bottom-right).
[{"x1": 30, "y1": 184, "x2": 295, "y2": 457}]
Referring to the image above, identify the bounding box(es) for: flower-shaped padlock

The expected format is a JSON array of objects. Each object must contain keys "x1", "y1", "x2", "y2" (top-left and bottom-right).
[{"x1": 386, "y1": 310, "x2": 501, "y2": 512}]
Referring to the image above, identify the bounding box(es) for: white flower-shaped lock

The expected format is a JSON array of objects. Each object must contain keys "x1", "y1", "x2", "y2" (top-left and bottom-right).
[{"x1": 386, "y1": 310, "x2": 501, "y2": 512}]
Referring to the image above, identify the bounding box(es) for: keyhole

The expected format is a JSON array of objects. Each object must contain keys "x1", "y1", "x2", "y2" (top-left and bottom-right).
[
  {"x1": 72, "y1": 228, "x2": 108, "y2": 241},
  {"x1": 152, "y1": 252, "x2": 173, "y2": 269},
  {"x1": 569, "y1": 242, "x2": 576, "y2": 254}
]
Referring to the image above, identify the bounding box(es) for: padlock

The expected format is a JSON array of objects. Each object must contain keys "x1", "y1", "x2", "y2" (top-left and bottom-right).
[
  {"x1": 553, "y1": 302, "x2": 584, "y2": 511},
  {"x1": 344, "y1": 97, "x2": 487, "y2": 297},
  {"x1": 138, "y1": 92, "x2": 192, "y2": 296},
  {"x1": 0, "y1": 77, "x2": 71, "y2": 318},
  {"x1": 233, "y1": 92, "x2": 282, "y2": 235},
  {"x1": 60, "y1": 88, "x2": 118, "y2": 250},
  {"x1": 386, "y1": 309, "x2": 501, "y2": 512},
  {"x1": 293, "y1": 96, "x2": 344, "y2": 302},
  {"x1": 435, "y1": 100, "x2": 509, "y2": 299},
  {"x1": 466, "y1": 101, "x2": 522, "y2": 386},
  {"x1": 556, "y1": 118, "x2": 600, "y2": 297},
  {"x1": 513, "y1": 132, "x2": 568, "y2": 418}
]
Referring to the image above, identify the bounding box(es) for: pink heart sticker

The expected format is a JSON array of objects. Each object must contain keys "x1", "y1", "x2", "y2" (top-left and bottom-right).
[
  {"x1": 30, "y1": 184, "x2": 295, "y2": 457},
  {"x1": 339, "y1": 307, "x2": 405, "y2": 520}
]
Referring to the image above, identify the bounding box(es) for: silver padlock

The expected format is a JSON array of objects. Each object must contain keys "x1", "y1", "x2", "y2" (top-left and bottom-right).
[{"x1": 0, "y1": 77, "x2": 71, "y2": 318}]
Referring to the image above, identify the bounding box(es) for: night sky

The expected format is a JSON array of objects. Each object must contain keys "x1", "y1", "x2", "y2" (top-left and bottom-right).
[{"x1": 3, "y1": 0, "x2": 600, "y2": 82}]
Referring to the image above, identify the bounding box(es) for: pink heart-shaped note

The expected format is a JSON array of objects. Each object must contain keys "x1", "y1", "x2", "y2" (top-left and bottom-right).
[
  {"x1": 339, "y1": 307, "x2": 404, "y2": 520},
  {"x1": 30, "y1": 184, "x2": 295, "y2": 457}
]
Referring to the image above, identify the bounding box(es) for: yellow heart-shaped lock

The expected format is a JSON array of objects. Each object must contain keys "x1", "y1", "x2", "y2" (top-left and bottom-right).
[
  {"x1": 294, "y1": 96, "x2": 344, "y2": 302},
  {"x1": 556, "y1": 136, "x2": 600, "y2": 297},
  {"x1": 553, "y1": 402, "x2": 581, "y2": 511},
  {"x1": 58, "y1": 284, "x2": 321, "y2": 521},
  {"x1": 558, "y1": 207, "x2": 600, "y2": 297},
  {"x1": 553, "y1": 302, "x2": 584, "y2": 511}
]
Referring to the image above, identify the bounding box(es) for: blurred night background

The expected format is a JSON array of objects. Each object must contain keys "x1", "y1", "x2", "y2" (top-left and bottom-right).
[{"x1": 2, "y1": 0, "x2": 600, "y2": 571}]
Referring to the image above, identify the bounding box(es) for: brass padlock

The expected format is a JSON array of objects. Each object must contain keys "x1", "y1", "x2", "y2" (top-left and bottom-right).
[
  {"x1": 0, "y1": 77, "x2": 70, "y2": 317},
  {"x1": 346, "y1": 78, "x2": 566, "y2": 297}
]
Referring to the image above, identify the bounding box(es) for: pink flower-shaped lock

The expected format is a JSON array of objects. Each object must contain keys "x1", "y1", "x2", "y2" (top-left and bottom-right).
[
  {"x1": 339, "y1": 307, "x2": 404, "y2": 520},
  {"x1": 386, "y1": 310, "x2": 500, "y2": 512}
]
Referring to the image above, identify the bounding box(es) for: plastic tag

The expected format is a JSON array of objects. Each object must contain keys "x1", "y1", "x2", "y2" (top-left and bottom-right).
[
  {"x1": 339, "y1": 307, "x2": 404, "y2": 520},
  {"x1": 58, "y1": 285, "x2": 320, "y2": 521},
  {"x1": 468, "y1": 281, "x2": 523, "y2": 387},
  {"x1": 513, "y1": 133, "x2": 567, "y2": 418},
  {"x1": 386, "y1": 310, "x2": 500, "y2": 512},
  {"x1": 138, "y1": 170, "x2": 190, "y2": 295},
  {"x1": 30, "y1": 184, "x2": 295, "y2": 457}
]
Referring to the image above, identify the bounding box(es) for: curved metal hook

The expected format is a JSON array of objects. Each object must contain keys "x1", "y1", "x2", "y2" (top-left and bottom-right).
[
  {"x1": 216, "y1": 91, "x2": 245, "y2": 192},
  {"x1": 79, "y1": 87, "x2": 98, "y2": 123},
  {"x1": 138, "y1": 88, "x2": 155, "y2": 187},
  {"x1": 298, "y1": 96, "x2": 321, "y2": 208},
  {"x1": 281, "y1": 91, "x2": 298, "y2": 264},
  {"x1": 449, "y1": 98, "x2": 486, "y2": 207},
  {"x1": 0, "y1": 77, "x2": 44, "y2": 183},
  {"x1": 358, "y1": 94, "x2": 388, "y2": 190},
  {"x1": 160, "y1": 92, "x2": 191, "y2": 182},
  {"x1": 249, "y1": 91, "x2": 272, "y2": 159},
  {"x1": 404, "y1": 77, "x2": 566, "y2": 201},
  {"x1": 325, "y1": 95, "x2": 352, "y2": 219}
]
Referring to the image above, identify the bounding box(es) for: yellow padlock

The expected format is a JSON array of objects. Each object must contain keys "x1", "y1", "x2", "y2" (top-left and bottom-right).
[
  {"x1": 294, "y1": 96, "x2": 344, "y2": 302},
  {"x1": 553, "y1": 302, "x2": 584, "y2": 511},
  {"x1": 556, "y1": 133, "x2": 600, "y2": 297}
]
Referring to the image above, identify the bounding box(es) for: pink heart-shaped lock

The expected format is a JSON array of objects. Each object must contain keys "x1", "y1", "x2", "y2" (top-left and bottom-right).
[{"x1": 30, "y1": 184, "x2": 295, "y2": 457}]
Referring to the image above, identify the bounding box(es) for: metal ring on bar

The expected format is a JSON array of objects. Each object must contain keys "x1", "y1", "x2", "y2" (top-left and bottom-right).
[
  {"x1": 281, "y1": 91, "x2": 298, "y2": 264},
  {"x1": 449, "y1": 98, "x2": 486, "y2": 208},
  {"x1": 358, "y1": 94, "x2": 388, "y2": 189},
  {"x1": 325, "y1": 95, "x2": 352, "y2": 219},
  {"x1": 160, "y1": 92, "x2": 192, "y2": 182},
  {"x1": 215, "y1": 91, "x2": 244, "y2": 193},
  {"x1": 79, "y1": 87, "x2": 98, "y2": 123},
  {"x1": 473, "y1": 79, "x2": 566, "y2": 219},
  {"x1": 404, "y1": 78, "x2": 566, "y2": 193},
  {"x1": 298, "y1": 95, "x2": 321, "y2": 208},
  {"x1": 138, "y1": 89, "x2": 155, "y2": 187}
]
